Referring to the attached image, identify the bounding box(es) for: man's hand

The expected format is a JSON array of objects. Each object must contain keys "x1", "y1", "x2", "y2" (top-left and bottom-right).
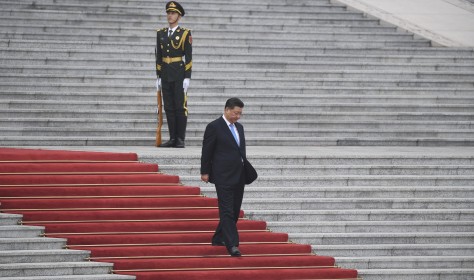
[
  {"x1": 183, "y1": 78, "x2": 190, "y2": 92},
  {"x1": 201, "y1": 174, "x2": 209, "y2": 183},
  {"x1": 156, "y1": 78, "x2": 161, "y2": 91}
]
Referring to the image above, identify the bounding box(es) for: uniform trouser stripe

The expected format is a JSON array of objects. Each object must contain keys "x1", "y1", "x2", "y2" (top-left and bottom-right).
[{"x1": 183, "y1": 91, "x2": 188, "y2": 117}]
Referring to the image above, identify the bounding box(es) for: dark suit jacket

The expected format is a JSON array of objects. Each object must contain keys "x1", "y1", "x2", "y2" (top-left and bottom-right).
[{"x1": 201, "y1": 116, "x2": 246, "y2": 186}]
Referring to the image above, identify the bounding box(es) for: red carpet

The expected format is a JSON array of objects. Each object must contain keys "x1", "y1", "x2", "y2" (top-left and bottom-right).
[{"x1": 0, "y1": 147, "x2": 359, "y2": 280}]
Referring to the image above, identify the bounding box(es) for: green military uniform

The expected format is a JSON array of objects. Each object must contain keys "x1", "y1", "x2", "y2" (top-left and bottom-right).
[{"x1": 156, "y1": 1, "x2": 192, "y2": 147}]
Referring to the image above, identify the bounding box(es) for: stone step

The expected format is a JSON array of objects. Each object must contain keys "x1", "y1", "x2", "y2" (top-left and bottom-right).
[
  {"x1": 0, "y1": 213, "x2": 22, "y2": 226},
  {"x1": 1, "y1": 29, "x2": 420, "y2": 42},
  {"x1": 2, "y1": 119, "x2": 472, "y2": 132},
  {"x1": 188, "y1": 89, "x2": 474, "y2": 100},
  {"x1": 1, "y1": 1, "x2": 348, "y2": 14},
  {"x1": 0, "y1": 262, "x2": 114, "y2": 277},
  {"x1": 142, "y1": 151, "x2": 474, "y2": 165},
  {"x1": 0, "y1": 40, "x2": 432, "y2": 52},
  {"x1": 313, "y1": 244, "x2": 474, "y2": 257},
  {"x1": 1, "y1": 77, "x2": 472, "y2": 89},
  {"x1": 1, "y1": 136, "x2": 473, "y2": 147},
  {"x1": 2, "y1": 0, "x2": 340, "y2": 9},
  {"x1": 0, "y1": 61, "x2": 474, "y2": 74},
  {"x1": 244, "y1": 209, "x2": 474, "y2": 222},
  {"x1": 194, "y1": 69, "x2": 474, "y2": 80},
  {"x1": 0, "y1": 9, "x2": 374, "y2": 22},
  {"x1": 13, "y1": 81, "x2": 470, "y2": 96},
  {"x1": 288, "y1": 232, "x2": 474, "y2": 245},
  {"x1": 242, "y1": 198, "x2": 474, "y2": 210},
  {"x1": 0, "y1": 103, "x2": 472, "y2": 117},
  {"x1": 183, "y1": 174, "x2": 474, "y2": 187},
  {"x1": 3, "y1": 64, "x2": 474, "y2": 80},
  {"x1": 2, "y1": 91, "x2": 474, "y2": 105},
  {"x1": 2, "y1": 100, "x2": 473, "y2": 113},
  {"x1": 5, "y1": 48, "x2": 474, "y2": 65},
  {"x1": 266, "y1": 221, "x2": 474, "y2": 233},
  {"x1": 2, "y1": 109, "x2": 473, "y2": 122},
  {"x1": 160, "y1": 164, "x2": 474, "y2": 176},
  {"x1": 0, "y1": 17, "x2": 379, "y2": 33},
  {"x1": 0, "y1": 20, "x2": 400, "y2": 33},
  {"x1": 0, "y1": 119, "x2": 472, "y2": 132},
  {"x1": 356, "y1": 268, "x2": 474, "y2": 280},
  {"x1": 3, "y1": 39, "x2": 471, "y2": 56},
  {"x1": 0, "y1": 3, "x2": 353, "y2": 17},
  {"x1": 1, "y1": 85, "x2": 473, "y2": 100},
  {"x1": 199, "y1": 186, "x2": 473, "y2": 199},
  {"x1": 2, "y1": 87, "x2": 472, "y2": 100},
  {"x1": 2, "y1": 24, "x2": 418, "y2": 40},
  {"x1": 0, "y1": 13, "x2": 383, "y2": 28},
  {"x1": 336, "y1": 256, "x2": 474, "y2": 269},
  {"x1": 0, "y1": 226, "x2": 43, "y2": 238},
  {"x1": 0, "y1": 35, "x2": 431, "y2": 49},
  {"x1": 3, "y1": 71, "x2": 473, "y2": 85},
  {"x1": 0, "y1": 58, "x2": 474, "y2": 72},
  {"x1": 3, "y1": 74, "x2": 472, "y2": 88},
  {"x1": 3, "y1": 127, "x2": 473, "y2": 140},
  {"x1": 0, "y1": 238, "x2": 66, "y2": 251},
  {"x1": 0, "y1": 44, "x2": 474, "y2": 59},
  {"x1": 0, "y1": 250, "x2": 89, "y2": 264}
]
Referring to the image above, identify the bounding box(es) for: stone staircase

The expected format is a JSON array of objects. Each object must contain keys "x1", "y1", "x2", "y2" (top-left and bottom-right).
[
  {"x1": 1, "y1": 0, "x2": 474, "y2": 279},
  {"x1": 0, "y1": 212, "x2": 135, "y2": 279},
  {"x1": 1, "y1": 0, "x2": 473, "y2": 146},
  {"x1": 144, "y1": 146, "x2": 474, "y2": 280}
]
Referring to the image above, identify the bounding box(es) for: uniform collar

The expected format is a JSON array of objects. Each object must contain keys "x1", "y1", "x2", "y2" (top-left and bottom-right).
[{"x1": 168, "y1": 26, "x2": 179, "y2": 33}]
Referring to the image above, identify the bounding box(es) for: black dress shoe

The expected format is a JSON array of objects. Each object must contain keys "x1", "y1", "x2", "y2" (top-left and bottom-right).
[
  {"x1": 227, "y1": 246, "x2": 241, "y2": 257},
  {"x1": 159, "y1": 139, "x2": 176, "y2": 148},
  {"x1": 175, "y1": 138, "x2": 185, "y2": 148},
  {"x1": 211, "y1": 241, "x2": 226, "y2": 246}
]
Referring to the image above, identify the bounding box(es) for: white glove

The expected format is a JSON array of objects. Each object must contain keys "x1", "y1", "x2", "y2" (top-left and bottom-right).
[
  {"x1": 156, "y1": 78, "x2": 161, "y2": 90},
  {"x1": 183, "y1": 78, "x2": 190, "y2": 92}
]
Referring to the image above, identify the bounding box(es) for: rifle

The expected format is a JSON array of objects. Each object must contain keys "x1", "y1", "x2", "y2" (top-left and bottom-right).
[{"x1": 155, "y1": 88, "x2": 163, "y2": 146}]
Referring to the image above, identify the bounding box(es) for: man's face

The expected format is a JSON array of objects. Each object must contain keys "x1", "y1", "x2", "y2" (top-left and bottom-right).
[
  {"x1": 167, "y1": 11, "x2": 180, "y2": 25},
  {"x1": 224, "y1": 107, "x2": 243, "y2": 124}
]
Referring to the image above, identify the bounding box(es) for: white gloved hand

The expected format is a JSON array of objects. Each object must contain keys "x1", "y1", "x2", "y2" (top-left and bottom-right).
[
  {"x1": 183, "y1": 78, "x2": 190, "y2": 92},
  {"x1": 156, "y1": 78, "x2": 161, "y2": 91}
]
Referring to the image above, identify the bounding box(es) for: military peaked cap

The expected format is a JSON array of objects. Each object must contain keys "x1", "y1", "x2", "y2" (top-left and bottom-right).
[{"x1": 166, "y1": 1, "x2": 185, "y2": 16}]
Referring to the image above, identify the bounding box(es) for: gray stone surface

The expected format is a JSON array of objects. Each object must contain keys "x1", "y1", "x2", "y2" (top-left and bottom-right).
[
  {"x1": 335, "y1": 0, "x2": 474, "y2": 47},
  {"x1": 0, "y1": 213, "x2": 134, "y2": 279},
  {"x1": 0, "y1": 0, "x2": 473, "y2": 146}
]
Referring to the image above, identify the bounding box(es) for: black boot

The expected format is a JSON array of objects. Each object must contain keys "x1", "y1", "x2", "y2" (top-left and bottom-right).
[
  {"x1": 160, "y1": 138, "x2": 176, "y2": 147},
  {"x1": 175, "y1": 115, "x2": 187, "y2": 148},
  {"x1": 160, "y1": 112, "x2": 176, "y2": 148},
  {"x1": 175, "y1": 138, "x2": 185, "y2": 148}
]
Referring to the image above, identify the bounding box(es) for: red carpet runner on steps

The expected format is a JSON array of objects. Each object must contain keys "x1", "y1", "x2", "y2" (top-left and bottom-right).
[{"x1": 0, "y1": 147, "x2": 359, "y2": 280}]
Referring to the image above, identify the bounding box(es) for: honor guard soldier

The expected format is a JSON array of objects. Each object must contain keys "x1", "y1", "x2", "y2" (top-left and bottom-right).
[{"x1": 156, "y1": 1, "x2": 192, "y2": 148}]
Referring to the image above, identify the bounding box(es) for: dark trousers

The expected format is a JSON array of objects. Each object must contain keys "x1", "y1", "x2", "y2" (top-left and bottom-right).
[
  {"x1": 161, "y1": 80, "x2": 187, "y2": 140},
  {"x1": 212, "y1": 171, "x2": 245, "y2": 248}
]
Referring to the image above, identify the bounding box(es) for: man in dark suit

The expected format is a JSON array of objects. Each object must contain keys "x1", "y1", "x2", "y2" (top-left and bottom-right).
[
  {"x1": 155, "y1": 1, "x2": 192, "y2": 148},
  {"x1": 200, "y1": 97, "x2": 247, "y2": 257}
]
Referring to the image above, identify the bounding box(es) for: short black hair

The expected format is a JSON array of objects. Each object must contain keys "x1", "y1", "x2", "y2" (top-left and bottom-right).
[{"x1": 225, "y1": 97, "x2": 244, "y2": 109}]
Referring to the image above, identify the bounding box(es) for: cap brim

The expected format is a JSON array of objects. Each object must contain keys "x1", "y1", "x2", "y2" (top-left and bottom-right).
[{"x1": 166, "y1": 8, "x2": 182, "y2": 15}]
